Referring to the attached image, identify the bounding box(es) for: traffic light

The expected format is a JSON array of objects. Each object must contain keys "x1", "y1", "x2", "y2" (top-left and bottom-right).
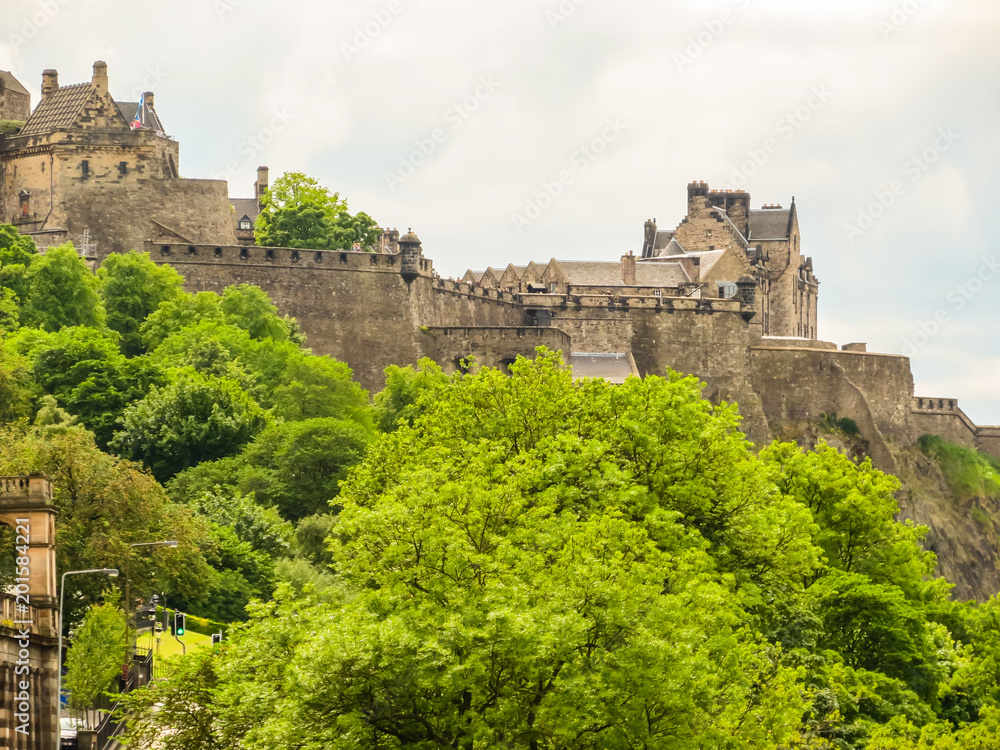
[{"x1": 175, "y1": 612, "x2": 186, "y2": 636}]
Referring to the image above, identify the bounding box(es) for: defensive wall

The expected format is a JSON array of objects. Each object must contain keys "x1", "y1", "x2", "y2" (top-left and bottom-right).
[{"x1": 147, "y1": 243, "x2": 998, "y2": 463}]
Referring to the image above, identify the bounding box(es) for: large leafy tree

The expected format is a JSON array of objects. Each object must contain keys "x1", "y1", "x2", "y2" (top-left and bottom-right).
[
  {"x1": 21, "y1": 243, "x2": 105, "y2": 331},
  {"x1": 97, "y1": 251, "x2": 184, "y2": 356},
  {"x1": 254, "y1": 172, "x2": 380, "y2": 250},
  {"x1": 111, "y1": 369, "x2": 271, "y2": 483},
  {"x1": 64, "y1": 589, "x2": 127, "y2": 725},
  {"x1": 0, "y1": 223, "x2": 38, "y2": 307}
]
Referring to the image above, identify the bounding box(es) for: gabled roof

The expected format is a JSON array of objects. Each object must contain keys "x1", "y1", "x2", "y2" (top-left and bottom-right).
[
  {"x1": 556, "y1": 261, "x2": 624, "y2": 286},
  {"x1": 115, "y1": 100, "x2": 164, "y2": 132},
  {"x1": 684, "y1": 249, "x2": 727, "y2": 277},
  {"x1": 635, "y1": 262, "x2": 690, "y2": 286},
  {"x1": 748, "y1": 208, "x2": 792, "y2": 240},
  {"x1": 231, "y1": 198, "x2": 260, "y2": 223},
  {"x1": 19, "y1": 82, "x2": 93, "y2": 134},
  {"x1": 0, "y1": 71, "x2": 30, "y2": 97},
  {"x1": 653, "y1": 229, "x2": 676, "y2": 250}
]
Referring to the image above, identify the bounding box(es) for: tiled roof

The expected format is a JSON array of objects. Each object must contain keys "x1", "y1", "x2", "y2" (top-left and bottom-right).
[
  {"x1": 635, "y1": 263, "x2": 690, "y2": 286},
  {"x1": 19, "y1": 82, "x2": 92, "y2": 135},
  {"x1": 115, "y1": 100, "x2": 164, "y2": 132},
  {"x1": 0, "y1": 71, "x2": 30, "y2": 97},
  {"x1": 556, "y1": 261, "x2": 626, "y2": 286},
  {"x1": 653, "y1": 230, "x2": 676, "y2": 250},
  {"x1": 748, "y1": 209, "x2": 792, "y2": 240},
  {"x1": 231, "y1": 198, "x2": 260, "y2": 222}
]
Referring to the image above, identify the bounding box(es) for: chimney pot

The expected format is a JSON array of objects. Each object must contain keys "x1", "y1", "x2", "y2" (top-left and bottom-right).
[{"x1": 41, "y1": 69, "x2": 58, "y2": 99}]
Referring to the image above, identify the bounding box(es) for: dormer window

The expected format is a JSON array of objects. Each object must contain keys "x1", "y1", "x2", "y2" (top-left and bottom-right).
[{"x1": 238, "y1": 217, "x2": 252, "y2": 230}]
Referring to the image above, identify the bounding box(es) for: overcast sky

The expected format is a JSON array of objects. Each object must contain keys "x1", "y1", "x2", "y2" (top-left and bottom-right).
[{"x1": 2, "y1": 0, "x2": 998, "y2": 424}]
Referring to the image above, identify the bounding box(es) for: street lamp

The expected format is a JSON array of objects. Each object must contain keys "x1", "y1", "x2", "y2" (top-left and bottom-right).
[
  {"x1": 123, "y1": 541, "x2": 178, "y2": 681},
  {"x1": 58, "y1": 569, "x2": 119, "y2": 711}
]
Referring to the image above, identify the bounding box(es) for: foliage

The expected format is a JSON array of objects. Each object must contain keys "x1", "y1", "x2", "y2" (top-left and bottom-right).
[
  {"x1": 919, "y1": 434, "x2": 1000, "y2": 501},
  {"x1": 820, "y1": 411, "x2": 861, "y2": 437},
  {"x1": 0, "y1": 421, "x2": 213, "y2": 625},
  {"x1": 64, "y1": 588, "x2": 126, "y2": 723},
  {"x1": 10, "y1": 325, "x2": 165, "y2": 447},
  {"x1": 169, "y1": 417, "x2": 370, "y2": 522},
  {"x1": 254, "y1": 171, "x2": 380, "y2": 250},
  {"x1": 112, "y1": 369, "x2": 271, "y2": 483},
  {"x1": 21, "y1": 243, "x2": 105, "y2": 331},
  {"x1": 0, "y1": 120, "x2": 24, "y2": 135},
  {"x1": 97, "y1": 251, "x2": 184, "y2": 356},
  {"x1": 373, "y1": 357, "x2": 451, "y2": 432},
  {"x1": 0, "y1": 339, "x2": 35, "y2": 423},
  {"x1": 0, "y1": 223, "x2": 38, "y2": 306}
]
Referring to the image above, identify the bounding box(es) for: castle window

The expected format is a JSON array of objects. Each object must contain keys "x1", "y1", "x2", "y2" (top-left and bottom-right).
[
  {"x1": 314, "y1": 252, "x2": 323, "y2": 263},
  {"x1": 265, "y1": 249, "x2": 275, "y2": 260},
  {"x1": 706, "y1": 229, "x2": 713, "y2": 239},
  {"x1": 717, "y1": 282, "x2": 737, "y2": 299},
  {"x1": 290, "y1": 250, "x2": 300, "y2": 261},
  {"x1": 653, "y1": 289, "x2": 662, "y2": 298},
  {"x1": 240, "y1": 248, "x2": 249, "y2": 259},
  {"x1": 187, "y1": 246, "x2": 197, "y2": 255},
  {"x1": 119, "y1": 162, "x2": 128, "y2": 177},
  {"x1": 160, "y1": 245, "x2": 170, "y2": 255},
  {"x1": 339, "y1": 253, "x2": 348, "y2": 263},
  {"x1": 238, "y1": 217, "x2": 252, "y2": 230},
  {"x1": 81, "y1": 160, "x2": 89, "y2": 179},
  {"x1": 214, "y1": 247, "x2": 223, "y2": 257}
]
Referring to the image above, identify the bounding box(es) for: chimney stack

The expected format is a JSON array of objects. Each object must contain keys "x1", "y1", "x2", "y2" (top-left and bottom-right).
[
  {"x1": 256, "y1": 166, "x2": 269, "y2": 211},
  {"x1": 41, "y1": 69, "x2": 58, "y2": 99},
  {"x1": 92, "y1": 61, "x2": 108, "y2": 93},
  {"x1": 143, "y1": 91, "x2": 154, "y2": 111},
  {"x1": 621, "y1": 252, "x2": 636, "y2": 286}
]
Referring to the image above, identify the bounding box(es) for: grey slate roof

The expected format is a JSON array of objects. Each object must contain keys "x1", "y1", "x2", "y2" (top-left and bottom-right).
[
  {"x1": 0, "y1": 71, "x2": 30, "y2": 97},
  {"x1": 231, "y1": 198, "x2": 260, "y2": 223},
  {"x1": 748, "y1": 209, "x2": 792, "y2": 240},
  {"x1": 19, "y1": 82, "x2": 93, "y2": 134},
  {"x1": 115, "y1": 100, "x2": 164, "y2": 132},
  {"x1": 557, "y1": 261, "x2": 624, "y2": 286},
  {"x1": 569, "y1": 353, "x2": 637, "y2": 384},
  {"x1": 653, "y1": 230, "x2": 676, "y2": 250},
  {"x1": 635, "y1": 262, "x2": 690, "y2": 286}
]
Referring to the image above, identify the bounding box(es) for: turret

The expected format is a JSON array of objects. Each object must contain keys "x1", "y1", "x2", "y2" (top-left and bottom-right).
[{"x1": 398, "y1": 228, "x2": 422, "y2": 282}]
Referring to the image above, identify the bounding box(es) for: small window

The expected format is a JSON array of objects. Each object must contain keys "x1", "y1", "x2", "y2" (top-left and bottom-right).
[
  {"x1": 290, "y1": 250, "x2": 300, "y2": 262},
  {"x1": 118, "y1": 161, "x2": 128, "y2": 177},
  {"x1": 314, "y1": 252, "x2": 324, "y2": 263},
  {"x1": 548, "y1": 282, "x2": 557, "y2": 292},
  {"x1": 265, "y1": 249, "x2": 275, "y2": 260},
  {"x1": 214, "y1": 247, "x2": 223, "y2": 257},
  {"x1": 81, "y1": 160, "x2": 89, "y2": 178},
  {"x1": 187, "y1": 246, "x2": 197, "y2": 255},
  {"x1": 339, "y1": 253, "x2": 348, "y2": 263},
  {"x1": 238, "y1": 217, "x2": 252, "y2": 230},
  {"x1": 653, "y1": 289, "x2": 662, "y2": 298},
  {"x1": 717, "y1": 282, "x2": 737, "y2": 299},
  {"x1": 160, "y1": 245, "x2": 170, "y2": 255},
  {"x1": 240, "y1": 248, "x2": 249, "y2": 259}
]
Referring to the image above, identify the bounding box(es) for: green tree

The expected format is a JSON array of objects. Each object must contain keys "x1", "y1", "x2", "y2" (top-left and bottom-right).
[
  {"x1": 112, "y1": 369, "x2": 271, "y2": 483},
  {"x1": 254, "y1": 172, "x2": 380, "y2": 250},
  {"x1": 64, "y1": 588, "x2": 126, "y2": 726},
  {"x1": 21, "y1": 243, "x2": 105, "y2": 331},
  {"x1": 0, "y1": 223, "x2": 38, "y2": 306},
  {"x1": 0, "y1": 340, "x2": 34, "y2": 423},
  {"x1": 168, "y1": 417, "x2": 370, "y2": 522},
  {"x1": 97, "y1": 251, "x2": 184, "y2": 356},
  {"x1": 373, "y1": 358, "x2": 451, "y2": 432},
  {"x1": 11, "y1": 325, "x2": 165, "y2": 447}
]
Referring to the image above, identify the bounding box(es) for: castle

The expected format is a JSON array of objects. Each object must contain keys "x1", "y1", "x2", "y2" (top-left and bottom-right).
[{"x1": 0, "y1": 63, "x2": 996, "y2": 473}]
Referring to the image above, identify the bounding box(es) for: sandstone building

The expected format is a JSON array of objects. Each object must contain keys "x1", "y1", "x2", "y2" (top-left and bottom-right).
[
  {"x1": 0, "y1": 71, "x2": 30, "y2": 123},
  {"x1": 0, "y1": 64, "x2": 996, "y2": 472},
  {"x1": 0, "y1": 63, "x2": 237, "y2": 258}
]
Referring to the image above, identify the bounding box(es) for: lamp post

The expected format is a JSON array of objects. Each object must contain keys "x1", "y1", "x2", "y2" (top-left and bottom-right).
[
  {"x1": 58, "y1": 568, "x2": 119, "y2": 712},
  {"x1": 122, "y1": 541, "x2": 178, "y2": 681}
]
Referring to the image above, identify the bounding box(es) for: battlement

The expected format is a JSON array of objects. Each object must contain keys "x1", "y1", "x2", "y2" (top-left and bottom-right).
[{"x1": 147, "y1": 242, "x2": 434, "y2": 276}]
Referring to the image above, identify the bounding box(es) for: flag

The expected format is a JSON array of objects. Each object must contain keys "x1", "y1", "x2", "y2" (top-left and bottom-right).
[{"x1": 131, "y1": 92, "x2": 144, "y2": 130}]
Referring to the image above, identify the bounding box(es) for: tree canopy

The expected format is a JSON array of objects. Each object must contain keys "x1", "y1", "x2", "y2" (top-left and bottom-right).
[{"x1": 254, "y1": 172, "x2": 380, "y2": 250}]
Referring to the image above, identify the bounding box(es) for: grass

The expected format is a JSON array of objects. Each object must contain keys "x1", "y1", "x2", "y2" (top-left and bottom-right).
[
  {"x1": 137, "y1": 627, "x2": 213, "y2": 660},
  {"x1": 919, "y1": 434, "x2": 1000, "y2": 501}
]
